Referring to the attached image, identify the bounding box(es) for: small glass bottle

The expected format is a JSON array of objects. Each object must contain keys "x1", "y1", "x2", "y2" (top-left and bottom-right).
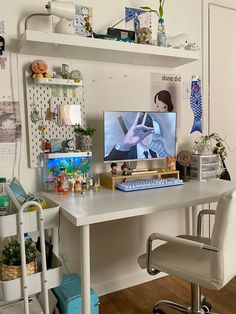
[
  {"x1": 0, "y1": 177, "x2": 10, "y2": 216},
  {"x1": 56, "y1": 168, "x2": 69, "y2": 194},
  {"x1": 157, "y1": 18, "x2": 166, "y2": 47}
]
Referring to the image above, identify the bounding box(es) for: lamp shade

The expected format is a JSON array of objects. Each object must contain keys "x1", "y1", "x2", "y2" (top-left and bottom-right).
[{"x1": 46, "y1": 1, "x2": 75, "y2": 20}]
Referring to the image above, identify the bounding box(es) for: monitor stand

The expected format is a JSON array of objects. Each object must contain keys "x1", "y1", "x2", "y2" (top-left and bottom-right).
[{"x1": 128, "y1": 161, "x2": 149, "y2": 173}]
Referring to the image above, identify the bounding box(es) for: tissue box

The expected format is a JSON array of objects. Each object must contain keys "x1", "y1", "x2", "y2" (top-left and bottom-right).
[{"x1": 52, "y1": 273, "x2": 99, "y2": 314}]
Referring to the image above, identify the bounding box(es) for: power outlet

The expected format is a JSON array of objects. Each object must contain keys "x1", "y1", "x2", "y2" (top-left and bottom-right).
[{"x1": 183, "y1": 82, "x2": 191, "y2": 99}]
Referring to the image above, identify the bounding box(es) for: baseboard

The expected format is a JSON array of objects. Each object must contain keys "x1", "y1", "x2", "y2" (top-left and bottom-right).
[{"x1": 93, "y1": 270, "x2": 167, "y2": 296}]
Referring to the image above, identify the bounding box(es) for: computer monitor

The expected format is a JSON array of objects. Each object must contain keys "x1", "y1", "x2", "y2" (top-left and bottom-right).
[{"x1": 104, "y1": 111, "x2": 176, "y2": 163}]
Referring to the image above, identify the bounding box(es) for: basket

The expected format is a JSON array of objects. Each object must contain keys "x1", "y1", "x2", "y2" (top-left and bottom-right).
[{"x1": 1, "y1": 260, "x2": 37, "y2": 281}]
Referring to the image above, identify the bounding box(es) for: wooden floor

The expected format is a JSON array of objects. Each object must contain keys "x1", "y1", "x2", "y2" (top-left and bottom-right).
[{"x1": 100, "y1": 275, "x2": 236, "y2": 314}]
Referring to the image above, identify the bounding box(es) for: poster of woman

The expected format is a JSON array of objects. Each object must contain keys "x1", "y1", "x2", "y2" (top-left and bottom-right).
[{"x1": 150, "y1": 73, "x2": 182, "y2": 127}]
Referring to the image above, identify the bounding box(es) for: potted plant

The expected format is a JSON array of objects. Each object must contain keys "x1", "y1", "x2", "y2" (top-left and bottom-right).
[
  {"x1": 192, "y1": 132, "x2": 231, "y2": 180},
  {"x1": 74, "y1": 125, "x2": 96, "y2": 152},
  {"x1": 0, "y1": 239, "x2": 37, "y2": 281},
  {"x1": 141, "y1": 0, "x2": 167, "y2": 46}
]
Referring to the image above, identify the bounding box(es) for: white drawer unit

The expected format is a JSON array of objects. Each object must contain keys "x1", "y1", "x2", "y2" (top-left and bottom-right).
[{"x1": 190, "y1": 154, "x2": 220, "y2": 181}]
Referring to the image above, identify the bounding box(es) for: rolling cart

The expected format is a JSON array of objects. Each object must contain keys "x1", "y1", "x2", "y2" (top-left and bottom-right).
[{"x1": 0, "y1": 197, "x2": 62, "y2": 313}]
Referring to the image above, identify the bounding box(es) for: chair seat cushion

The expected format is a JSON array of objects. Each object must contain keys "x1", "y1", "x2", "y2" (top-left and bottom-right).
[{"x1": 138, "y1": 235, "x2": 223, "y2": 290}]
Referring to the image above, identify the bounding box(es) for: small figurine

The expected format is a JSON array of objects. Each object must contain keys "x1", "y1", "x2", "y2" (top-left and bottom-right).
[
  {"x1": 110, "y1": 162, "x2": 117, "y2": 176},
  {"x1": 66, "y1": 138, "x2": 75, "y2": 152},
  {"x1": 166, "y1": 156, "x2": 176, "y2": 171},
  {"x1": 31, "y1": 59, "x2": 52, "y2": 78},
  {"x1": 74, "y1": 179, "x2": 83, "y2": 194},
  {"x1": 44, "y1": 139, "x2": 51, "y2": 153},
  {"x1": 121, "y1": 162, "x2": 130, "y2": 176}
]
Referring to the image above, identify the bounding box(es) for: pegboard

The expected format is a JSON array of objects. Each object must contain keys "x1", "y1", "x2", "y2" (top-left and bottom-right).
[{"x1": 25, "y1": 74, "x2": 86, "y2": 168}]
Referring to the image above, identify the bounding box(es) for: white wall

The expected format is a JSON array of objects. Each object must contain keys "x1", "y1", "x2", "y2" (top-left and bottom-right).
[
  {"x1": 205, "y1": 1, "x2": 236, "y2": 181},
  {"x1": 0, "y1": 0, "x2": 202, "y2": 295}
]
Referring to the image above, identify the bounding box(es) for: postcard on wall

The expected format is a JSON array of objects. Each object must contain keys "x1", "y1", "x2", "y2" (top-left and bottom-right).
[
  {"x1": 74, "y1": 5, "x2": 93, "y2": 37},
  {"x1": 150, "y1": 73, "x2": 182, "y2": 127},
  {"x1": 125, "y1": 7, "x2": 152, "y2": 34},
  {"x1": 0, "y1": 101, "x2": 21, "y2": 142}
]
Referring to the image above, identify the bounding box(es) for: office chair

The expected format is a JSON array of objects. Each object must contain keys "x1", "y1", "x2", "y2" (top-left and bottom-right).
[{"x1": 138, "y1": 188, "x2": 236, "y2": 314}]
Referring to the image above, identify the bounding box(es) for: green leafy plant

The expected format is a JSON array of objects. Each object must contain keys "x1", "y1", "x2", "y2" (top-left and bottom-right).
[
  {"x1": 1, "y1": 239, "x2": 37, "y2": 266},
  {"x1": 141, "y1": 0, "x2": 166, "y2": 18},
  {"x1": 74, "y1": 125, "x2": 97, "y2": 136}
]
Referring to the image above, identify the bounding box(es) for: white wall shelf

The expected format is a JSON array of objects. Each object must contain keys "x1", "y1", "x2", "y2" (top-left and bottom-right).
[
  {"x1": 19, "y1": 30, "x2": 200, "y2": 67},
  {"x1": 34, "y1": 77, "x2": 83, "y2": 86}
]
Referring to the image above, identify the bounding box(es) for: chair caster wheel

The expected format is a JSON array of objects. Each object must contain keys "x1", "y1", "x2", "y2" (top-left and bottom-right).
[
  {"x1": 202, "y1": 301, "x2": 212, "y2": 313},
  {"x1": 153, "y1": 308, "x2": 165, "y2": 314}
]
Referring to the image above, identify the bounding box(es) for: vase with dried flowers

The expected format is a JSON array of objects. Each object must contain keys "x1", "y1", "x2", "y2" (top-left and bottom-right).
[{"x1": 141, "y1": 0, "x2": 166, "y2": 47}]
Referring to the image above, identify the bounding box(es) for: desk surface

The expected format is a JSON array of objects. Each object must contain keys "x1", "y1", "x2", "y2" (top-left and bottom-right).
[{"x1": 44, "y1": 180, "x2": 236, "y2": 227}]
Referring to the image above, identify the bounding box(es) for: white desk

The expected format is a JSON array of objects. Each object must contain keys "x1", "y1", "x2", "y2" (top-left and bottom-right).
[{"x1": 45, "y1": 179, "x2": 236, "y2": 314}]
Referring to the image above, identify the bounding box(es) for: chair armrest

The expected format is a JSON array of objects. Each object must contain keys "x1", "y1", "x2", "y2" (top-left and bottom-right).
[
  {"x1": 146, "y1": 232, "x2": 218, "y2": 275},
  {"x1": 197, "y1": 209, "x2": 216, "y2": 236}
]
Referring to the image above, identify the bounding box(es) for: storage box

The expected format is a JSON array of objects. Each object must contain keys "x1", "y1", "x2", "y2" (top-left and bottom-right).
[
  {"x1": 190, "y1": 154, "x2": 220, "y2": 181},
  {"x1": 52, "y1": 273, "x2": 99, "y2": 314}
]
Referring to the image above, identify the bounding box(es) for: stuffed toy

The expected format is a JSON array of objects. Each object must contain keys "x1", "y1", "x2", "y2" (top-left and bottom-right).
[
  {"x1": 166, "y1": 156, "x2": 176, "y2": 171},
  {"x1": 31, "y1": 59, "x2": 52, "y2": 78}
]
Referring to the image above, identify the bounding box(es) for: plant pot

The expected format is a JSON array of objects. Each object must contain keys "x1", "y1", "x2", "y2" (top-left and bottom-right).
[
  {"x1": 1, "y1": 260, "x2": 37, "y2": 281},
  {"x1": 79, "y1": 135, "x2": 93, "y2": 152}
]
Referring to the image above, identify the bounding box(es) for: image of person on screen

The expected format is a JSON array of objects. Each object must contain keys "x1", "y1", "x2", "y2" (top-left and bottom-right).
[
  {"x1": 154, "y1": 90, "x2": 174, "y2": 112},
  {"x1": 105, "y1": 112, "x2": 168, "y2": 161}
]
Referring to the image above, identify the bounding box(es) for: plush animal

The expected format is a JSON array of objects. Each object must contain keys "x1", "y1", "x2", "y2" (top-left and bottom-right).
[
  {"x1": 31, "y1": 59, "x2": 52, "y2": 78},
  {"x1": 166, "y1": 156, "x2": 176, "y2": 171}
]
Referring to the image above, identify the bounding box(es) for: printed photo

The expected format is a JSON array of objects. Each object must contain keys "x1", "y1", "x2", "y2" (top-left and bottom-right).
[
  {"x1": 150, "y1": 73, "x2": 182, "y2": 127},
  {"x1": 74, "y1": 5, "x2": 93, "y2": 37}
]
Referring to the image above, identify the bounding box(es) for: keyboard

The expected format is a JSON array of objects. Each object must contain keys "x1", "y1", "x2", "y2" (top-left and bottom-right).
[{"x1": 116, "y1": 177, "x2": 184, "y2": 192}]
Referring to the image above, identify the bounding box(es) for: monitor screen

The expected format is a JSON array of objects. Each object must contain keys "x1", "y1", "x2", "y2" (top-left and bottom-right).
[{"x1": 104, "y1": 111, "x2": 177, "y2": 162}]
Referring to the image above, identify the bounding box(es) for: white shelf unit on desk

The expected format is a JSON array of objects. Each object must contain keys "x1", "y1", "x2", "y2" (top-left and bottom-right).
[
  {"x1": 0, "y1": 196, "x2": 62, "y2": 303},
  {"x1": 19, "y1": 30, "x2": 200, "y2": 67}
]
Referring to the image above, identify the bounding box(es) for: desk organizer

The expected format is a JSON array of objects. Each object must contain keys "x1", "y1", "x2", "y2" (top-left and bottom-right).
[
  {"x1": 190, "y1": 154, "x2": 220, "y2": 181},
  {"x1": 100, "y1": 169, "x2": 179, "y2": 190}
]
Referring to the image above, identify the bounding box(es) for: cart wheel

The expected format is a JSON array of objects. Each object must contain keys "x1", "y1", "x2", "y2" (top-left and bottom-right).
[
  {"x1": 153, "y1": 308, "x2": 165, "y2": 314},
  {"x1": 202, "y1": 301, "x2": 212, "y2": 313}
]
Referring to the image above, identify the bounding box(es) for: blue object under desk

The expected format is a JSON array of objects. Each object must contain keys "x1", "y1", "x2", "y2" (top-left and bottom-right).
[{"x1": 52, "y1": 273, "x2": 99, "y2": 314}]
